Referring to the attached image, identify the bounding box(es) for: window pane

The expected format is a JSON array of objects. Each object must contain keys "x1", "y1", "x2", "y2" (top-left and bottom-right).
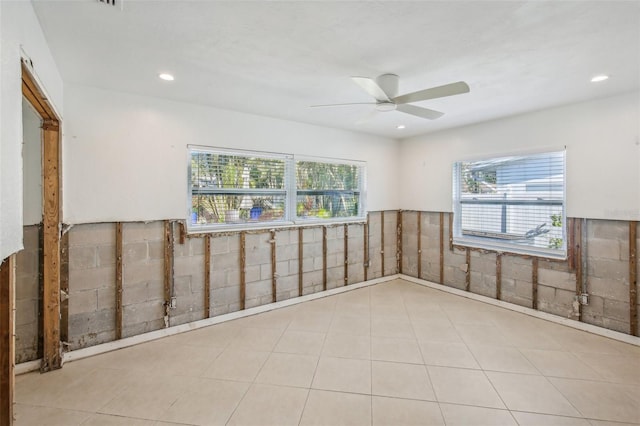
[
  {"x1": 191, "y1": 194, "x2": 286, "y2": 224},
  {"x1": 295, "y1": 160, "x2": 364, "y2": 219},
  {"x1": 453, "y1": 151, "x2": 565, "y2": 257}
]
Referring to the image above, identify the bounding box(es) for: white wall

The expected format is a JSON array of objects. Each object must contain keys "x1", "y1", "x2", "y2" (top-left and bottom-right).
[
  {"x1": 63, "y1": 84, "x2": 400, "y2": 224},
  {"x1": 0, "y1": 0, "x2": 63, "y2": 260},
  {"x1": 399, "y1": 92, "x2": 640, "y2": 221}
]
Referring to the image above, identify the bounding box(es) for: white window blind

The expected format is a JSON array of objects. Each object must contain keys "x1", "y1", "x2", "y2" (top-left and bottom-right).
[
  {"x1": 452, "y1": 150, "x2": 566, "y2": 258},
  {"x1": 188, "y1": 147, "x2": 366, "y2": 230}
]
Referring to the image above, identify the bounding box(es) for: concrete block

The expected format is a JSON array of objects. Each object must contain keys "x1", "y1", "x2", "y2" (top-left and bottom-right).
[
  {"x1": 538, "y1": 268, "x2": 575, "y2": 292},
  {"x1": 97, "y1": 287, "x2": 115, "y2": 310},
  {"x1": 70, "y1": 223, "x2": 115, "y2": 246},
  {"x1": 213, "y1": 251, "x2": 241, "y2": 270},
  {"x1": 123, "y1": 281, "x2": 164, "y2": 306},
  {"x1": 587, "y1": 238, "x2": 621, "y2": 261},
  {"x1": 276, "y1": 260, "x2": 290, "y2": 276},
  {"x1": 16, "y1": 248, "x2": 38, "y2": 276},
  {"x1": 15, "y1": 299, "x2": 37, "y2": 327},
  {"x1": 123, "y1": 242, "x2": 149, "y2": 263},
  {"x1": 123, "y1": 260, "x2": 163, "y2": 285},
  {"x1": 189, "y1": 237, "x2": 206, "y2": 256},
  {"x1": 69, "y1": 308, "x2": 116, "y2": 337},
  {"x1": 246, "y1": 247, "x2": 271, "y2": 266},
  {"x1": 501, "y1": 257, "x2": 533, "y2": 282},
  {"x1": 588, "y1": 258, "x2": 626, "y2": 281},
  {"x1": 211, "y1": 236, "x2": 229, "y2": 254},
  {"x1": 123, "y1": 300, "x2": 164, "y2": 326},
  {"x1": 148, "y1": 241, "x2": 164, "y2": 260},
  {"x1": 588, "y1": 276, "x2": 629, "y2": 302},
  {"x1": 69, "y1": 246, "x2": 97, "y2": 270},
  {"x1": 589, "y1": 220, "x2": 628, "y2": 240},
  {"x1": 260, "y1": 263, "x2": 273, "y2": 281},
  {"x1": 602, "y1": 317, "x2": 631, "y2": 334},
  {"x1": 15, "y1": 323, "x2": 39, "y2": 363},
  {"x1": 603, "y1": 299, "x2": 630, "y2": 322},
  {"x1": 123, "y1": 221, "x2": 163, "y2": 243},
  {"x1": 97, "y1": 244, "x2": 116, "y2": 267},
  {"x1": 69, "y1": 289, "x2": 98, "y2": 315},
  {"x1": 69, "y1": 266, "x2": 115, "y2": 291}
]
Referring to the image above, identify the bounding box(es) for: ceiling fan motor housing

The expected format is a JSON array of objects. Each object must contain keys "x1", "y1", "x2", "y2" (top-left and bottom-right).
[{"x1": 375, "y1": 73, "x2": 399, "y2": 98}]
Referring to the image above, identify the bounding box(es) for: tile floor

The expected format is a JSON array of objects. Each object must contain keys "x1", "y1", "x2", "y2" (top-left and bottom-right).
[{"x1": 14, "y1": 279, "x2": 640, "y2": 426}]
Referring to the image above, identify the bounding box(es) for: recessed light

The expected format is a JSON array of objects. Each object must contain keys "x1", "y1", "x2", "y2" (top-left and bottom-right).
[
  {"x1": 591, "y1": 75, "x2": 609, "y2": 83},
  {"x1": 396, "y1": 124, "x2": 406, "y2": 130},
  {"x1": 159, "y1": 73, "x2": 175, "y2": 81}
]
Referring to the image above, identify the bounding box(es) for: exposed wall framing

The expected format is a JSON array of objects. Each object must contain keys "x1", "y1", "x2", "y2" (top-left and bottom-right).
[
  {"x1": 381, "y1": 211, "x2": 385, "y2": 276},
  {"x1": 298, "y1": 228, "x2": 304, "y2": 297},
  {"x1": 204, "y1": 235, "x2": 211, "y2": 318},
  {"x1": 396, "y1": 211, "x2": 403, "y2": 274},
  {"x1": 532, "y1": 257, "x2": 539, "y2": 310},
  {"x1": 630, "y1": 221, "x2": 638, "y2": 336},
  {"x1": 574, "y1": 219, "x2": 583, "y2": 321},
  {"x1": 240, "y1": 232, "x2": 246, "y2": 309},
  {"x1": 59, "y1": 230, "x2": 69, "y2": 344},
  {"x1": 364, "y1": 217, "x2": 369, "y2": 282},
  {"x1": 0, "y1": 256, "x2": 15, "y2": 426},
  {"x1": 496, "y1": 253, "x2": 502, "y2": 300},
  {"x1": 115, "y1": 223, "x2": 123, "y2": 339},
  {"x1": 322, "y1": 227, "x2": 327, "y2": 291},
  {"x1": 439, "y1": 212, "x2": 444, "y2": 284},
  {"x1": 270, "y1": 230, "x2": 277, "y2": 302},
  {"x1": 465, "y1": 248, "x2": 471, "y2": 292},
  {"x1": 417, "y1": 212, "x2": 422, "y2": 279},
  {"x1": 163, "y1": 221, "x2": 174, "y2": 326},
  {"x1": 343, "y1": 224, "x2": 349, "y2": 285}
]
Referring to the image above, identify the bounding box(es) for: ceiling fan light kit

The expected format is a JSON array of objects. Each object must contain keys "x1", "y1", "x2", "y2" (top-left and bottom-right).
[{"x1": 312, "y1": 73, "x2": 470, "y2": 122}]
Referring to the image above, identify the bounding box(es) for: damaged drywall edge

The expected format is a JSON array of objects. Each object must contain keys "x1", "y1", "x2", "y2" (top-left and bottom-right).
[{"x1": 401, "y1": 274, "x2": 640, "y2": 347}]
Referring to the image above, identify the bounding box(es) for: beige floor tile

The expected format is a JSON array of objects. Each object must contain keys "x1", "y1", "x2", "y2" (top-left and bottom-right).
[
  {"x1": 370, "y1": 302, "x2": 410, "y2": 320},
  {"x1": 419, "y1": 341, "x2": 480, "y2": 369},
  {"x1": 322, "y1": 332, "x2": 371, "y2": 359},
  {"x1": 227, "y1": 383, "x2": 308, "y2": 426},
  {"x1": 255, "y1": 352, "x2": 319, "y2": 388},
  {"x1": 299, "y1": 389, "x2": 371, "y2": 426},
  {"x1": 444, "y1": 307, "x2": 497, "y2": 326},
  {"x1": 549, "y1": 377, "x2": 640, "y2": 424},
  {"x1": 231, "y1": 309, "x2": 292, "y2": 330},
  {"x1": 455, "y1": 324, "x2": 512, "y2": 347},
  {"x1": 521, "y1": 349, "x2": 603, "y2": 380},
  {"x1": 372, "y1": 361, "x2": 435, "y2": 400},
  {"x1": 468, "y1": 345, "x2": 539, "y2": 374},
  {"x1": 83, "y1": 414, "x2": 157, "y2": 425},
  {"x1": 335, "y1": 301, "x2": 371, "y2": 317},
  {"x1": 203, "y1": 349, "x2": 269, "y2": 382},
  {"x1": 427, "y1": 366, "x2": 505, "y2": 409},
  {"x1": 497, "y1": 325, "x2": 565, "y2": 351},
  {"x1": 486, "y1": 371, "x2": 580, "y2": 416},
  {"x1": 159, "y1": 378, "x2": 249, "y2": 425},
  {"x1": 329, "y1": 314, "x2": 371, "y2": 335},
  {"x1": 549, "y1": 328, "x2": 626, "y2": 355},
  {"x1": 412, "y1": 322, "x2": 462, "y2": 343},
  {"x1": 588, "y1": 420, "x2": 640, "y2": 426},
  {"x1": 15, "y1": 367, "x2": 87, "y2": 407},
  {"x1": 287, "y1": 312, "x2": 333, "y2": 332},
  {"x1": 439, "y1": 403, "x2": 517, "y2": 426},
  {"x1": 274, "y1": 329, "x2": 326, "y2": 355},
  {"x1": 572, "y1": 352, "x2": 640, "y2": 385},
  {"x1": 312, "y1": 356, "x2": 371, "y2": 394},
  {"x1": 13, "y1": 404, "x2": 91, "y2": 426},
  {"x1": 371, "y1": 336, "x2": 423, "y2": 364},
  {"x1": 511, "y1": 411, "x2": 591, "y2": 425},
  {"x1": 225, "y1": 326, "x2": 284, "y2": 352},
  {"x1": 160, "y1": 323, "x2": 238, "y2": 348},
  {"x1": 147, "y1": 344, "x2": 224, "y2": 377},
  {"x1": 98, "y1": 375, "x2": 196, "y2": 421},
  {"x1": 51, "y1": 368, "x2": 131, "y2": 412},
  {"x1": 372, "y1": 396, "x2": 444, "y2": 426},
  {"x1": 371, "y1": 317, "x2": 415, "y2": 338}
]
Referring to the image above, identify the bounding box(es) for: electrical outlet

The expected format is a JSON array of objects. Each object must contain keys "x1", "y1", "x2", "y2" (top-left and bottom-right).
[
  {"x1": 170, "y1": 297, "x2": 177, "y2": 309},
  {"x1": 579, "y1": 293, "x2": 589, "y2": 305}
]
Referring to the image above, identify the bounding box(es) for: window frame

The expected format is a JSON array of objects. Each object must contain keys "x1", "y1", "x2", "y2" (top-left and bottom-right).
[
  {"x1": 187, "y1": 146, "x2": 367, "y2": 233},
  {"x1": 452, "y1": 150, "x2": 567, "y2": 259}
]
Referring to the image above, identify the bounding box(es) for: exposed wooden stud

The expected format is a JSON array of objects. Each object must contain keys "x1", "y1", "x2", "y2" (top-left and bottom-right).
[
  {"x1": 59, "y1": 228, "x2": 69, "y2": 345},
  {"x1": 568, "y1": 218, "x2": 576, "y2": 271},
  {"x1": 630, "y1": 221, "x2": 638, "y2": 336},
  {"x1": 240, "y1": 232, "x2": 246, "y2": 310},
  {"x1": 364, "y1": 215, "x2": 369, "y2": 282},
  {"x1": 448, "y1": 212, "x2": 454, "y2": 251},
  {"x1": 439, "y1": 212, "x2": 444, "y2": 284},
  {"x1": 532, "y1": 257, "x2": 539, "y2": 310},
  {"x1": 38, "y1": 225, "x2": 44, "y2": 359},
  {"x1": 397, "y1": 210, "x2": 403, "y2": 274},
  {"x1": 0, "y1": 256, "x2": 15, "y2": 426},
  {"x1": 381, "y1": 211, "x2": 385, "y2": 276},
  {"x1": 41, "y1": 121, "x2": 62, "y2": 372},
  {"x1": 204, "y1": 235, "x2": 211, "y2": 318},
  {"x1": 496, "y1": 253, "x2": 502, "y2": 300},
  {"x1": 178, "y1": 222, "x2": 186, "y2": 245},
  {"x1": 271, "y1": 230, "x2": 277, "y2": 303},
  {"x1": 115, "y1": 223, "x2": 123, "y2": 339},
  {"x1": 574, "y1": 219, "x2": 583, "y2": 321},
  {"x1": 465, "y1": 248, "x2": 471, "y2": 292},
  {"x1": 163, "y1": 221, "x2": 174, "y2": 326},
  {"x1": 344, "y1": 224, "x2": 349, "y2": 285},
  {"x1": 417, "y1": 212, "x2": 422, "y2": 279},
  {"x1": 322, "y1": 227, "x2": 328, "y2": 291},
  {"x1": 21, "y1": 62, "x2": 57, "y2": 121},
  {"x1": 298, "y1": 228, "x2": 304, "y2": 297}
]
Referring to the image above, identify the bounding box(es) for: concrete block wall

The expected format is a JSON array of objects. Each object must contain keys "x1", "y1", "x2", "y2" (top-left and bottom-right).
[
  {"x1": 15, "y1": 225, "x2": 40, "y2": 363},
  {"x1": 172, "y1": 234, "x2": 206, "y2": 326},
  {"x1": 367, "y1": 212, "x2": 383, "y2": 280},
  {"x1": 401, "y1": 211, "x2": 639, "y2": 336},
  {"x1": 210, "y1": 234, "x2": 242, "y2": 316},
  {"x1": 346, "y1": 224, "x2": 366, "y2": 285},
  {"x1": 300, "y1": 227, "x2": 323, "y2": 295},
  {"x1": 67, "y1": 223, "x2": 117, "y2": 349}
]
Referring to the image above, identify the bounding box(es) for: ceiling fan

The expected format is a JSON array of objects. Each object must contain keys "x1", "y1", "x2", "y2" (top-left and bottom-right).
[{"x1": 312, "y1": 74, "x2": 469, "y2": 120}]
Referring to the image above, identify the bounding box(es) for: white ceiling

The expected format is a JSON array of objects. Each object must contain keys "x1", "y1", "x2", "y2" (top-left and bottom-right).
[{"x1": 32, "y1": 0, "x2": 640, "y2": 139}]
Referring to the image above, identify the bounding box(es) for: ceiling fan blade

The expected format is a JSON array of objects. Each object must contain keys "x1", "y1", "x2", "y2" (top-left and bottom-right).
[
  {"x1": 351, "y1": 76, "x2": 390, "y2": 102},
  {"x1": 392, "y1": 81, "x2": 469, "y2": 105},
  {"x1": 310, "y1": 102, "x2": 376, "y2": 108},
  {"x1": 397, "y1": 104, "x2": 444, "y2": 120}
]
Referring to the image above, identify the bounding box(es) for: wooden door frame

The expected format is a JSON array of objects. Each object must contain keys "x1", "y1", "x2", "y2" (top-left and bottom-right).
[
  {"x1": 0, "y1": 257, "x2": 15, "y2": 426},
  {"x1": 21, "y1": 61, "x2": 62, "y2": 373}
]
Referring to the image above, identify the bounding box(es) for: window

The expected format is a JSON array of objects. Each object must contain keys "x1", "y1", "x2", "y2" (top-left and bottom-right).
[
  {"x1": 189, "y1": 146, "x2": 366, "y2": 230},
  {"x1": 452, "y1": 151, "x2": 566, "y2": 258},
  {"x1": 296, "y1": 159, "x2": 365, "y2": 220}
]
